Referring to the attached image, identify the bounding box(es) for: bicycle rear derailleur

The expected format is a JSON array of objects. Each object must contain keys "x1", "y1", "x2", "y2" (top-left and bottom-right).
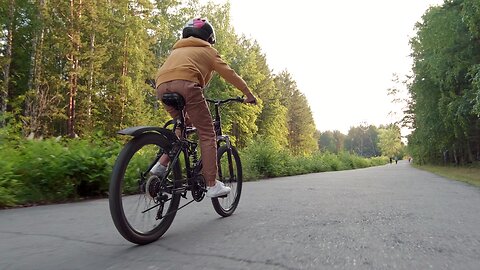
[{"x1": 143, "y1": 175, "x2": 169, "y2": 219}]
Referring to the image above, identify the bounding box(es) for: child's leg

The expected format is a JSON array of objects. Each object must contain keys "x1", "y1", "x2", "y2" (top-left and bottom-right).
[
  {"x1": 156, "y1": 82, "x2": 183, "y2": 168},
  {"x1": 156, "y1": 80, "x2": 217, "y2": 186},
  {"x1": 181, "y1": 83, "x2": 217, "y2": 186}
]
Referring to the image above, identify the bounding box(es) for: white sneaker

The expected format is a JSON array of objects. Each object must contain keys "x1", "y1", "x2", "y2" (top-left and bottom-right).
[
  {"x1": 150, "y1": 163, "x2": 167, "y2": 177},
  {"x1": 206, "y1": 180, "x2": 231, "y2": 198}
]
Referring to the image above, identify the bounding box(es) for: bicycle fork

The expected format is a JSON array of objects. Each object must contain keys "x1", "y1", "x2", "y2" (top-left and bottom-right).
[{"x1": 217, "y1": 135, "x2": 235, "y2": 181}]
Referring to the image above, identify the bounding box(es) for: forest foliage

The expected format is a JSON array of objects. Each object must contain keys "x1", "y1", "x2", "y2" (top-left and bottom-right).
[
  {"x1": 404, "y1": 0, "x2": 480, "y2": 164},
  {"x1": 0, "y1": 0, "x2": 318, "y2": 154}
]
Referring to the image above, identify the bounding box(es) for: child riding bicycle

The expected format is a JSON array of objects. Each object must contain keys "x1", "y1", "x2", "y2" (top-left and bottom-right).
[{"x1": 152, "y1": 18, "x2": 257, "y2": 198}]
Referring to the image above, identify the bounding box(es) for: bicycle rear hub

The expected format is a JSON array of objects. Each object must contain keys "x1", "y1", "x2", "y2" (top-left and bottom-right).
[{"x1": 145, "y1": 175, "x2": 161, "y2": 200}]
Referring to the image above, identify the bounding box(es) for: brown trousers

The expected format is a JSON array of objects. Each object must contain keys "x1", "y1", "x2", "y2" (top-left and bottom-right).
[{"x1": 157, "y1": 80, "x2": 217, "y2": 184}]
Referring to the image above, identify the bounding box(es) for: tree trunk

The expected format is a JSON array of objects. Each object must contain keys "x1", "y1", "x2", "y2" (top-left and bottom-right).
[
  {"x1": 120, "y1": 34, "x2": 128, "y2": 126},
  {"x1": 1, "y1": 0, "x2": 14, "y2": 127},
  {"x1": 453, "y1": 147, "x2": 459, "y2": 166},
  {"x1": 85, "y1": 0, "x2": 97, "y2": 129},
  {"x1": 477, "y1": 139, "x2": 480, "y2": 161},
  {"x1": 25, "y1": 0, "x2": 46, "y2": 137},
  {"x1": 67, "y1": 0, "x2": 82, "y2": 137},
  {"x1": 87, "y1": 32, "x2": 95, "y2": 122},
  {"x1": 466, "y1": 139, "x2": 474, "y2": 163}
]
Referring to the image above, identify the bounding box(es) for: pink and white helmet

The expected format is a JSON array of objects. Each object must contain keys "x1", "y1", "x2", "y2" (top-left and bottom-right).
[{"x1": 182, "y1": 18, "x2": 216, "y2": 44}]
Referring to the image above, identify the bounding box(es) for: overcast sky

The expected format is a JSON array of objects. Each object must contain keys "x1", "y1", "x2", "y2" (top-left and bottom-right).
[{"x1": 204, "y1": 0, "x2": 444, "y2": 135}]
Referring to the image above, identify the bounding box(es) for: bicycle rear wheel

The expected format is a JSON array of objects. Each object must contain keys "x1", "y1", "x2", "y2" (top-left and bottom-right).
[
  {"x1": 212, "y1": 145, "x2": 242, "y2": 217},
  {"x1": 109, "y1": 133, "x2": 181, "y2": 245}
]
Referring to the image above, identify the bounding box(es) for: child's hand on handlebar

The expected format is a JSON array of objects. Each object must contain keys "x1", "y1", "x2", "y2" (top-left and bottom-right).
[{"x1": 244, "y1": 93, "x2": 257, "y2": 105}]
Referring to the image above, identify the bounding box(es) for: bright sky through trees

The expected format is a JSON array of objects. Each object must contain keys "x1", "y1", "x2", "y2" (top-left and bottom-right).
[{"x1": 205, "y1": 0, "x2": 444, "y2": 134}]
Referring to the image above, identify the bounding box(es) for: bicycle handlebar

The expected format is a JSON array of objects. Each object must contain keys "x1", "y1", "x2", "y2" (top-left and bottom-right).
[{"x1": 206, "y1": 96, "x2": 245, "y2": 105}]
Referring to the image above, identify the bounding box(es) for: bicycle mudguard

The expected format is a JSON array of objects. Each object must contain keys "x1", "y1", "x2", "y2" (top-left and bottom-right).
[{"x1": 117, "y1": 126, "x2": 178, "y2": 143}]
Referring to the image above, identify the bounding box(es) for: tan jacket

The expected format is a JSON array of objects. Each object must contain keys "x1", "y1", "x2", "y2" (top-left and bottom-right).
[{"x1": 155, "y1": 37, "x2": 249, "y2": 95}]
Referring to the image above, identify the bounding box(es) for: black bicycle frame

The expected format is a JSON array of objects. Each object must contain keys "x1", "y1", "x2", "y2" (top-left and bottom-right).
[
  {"x1": 140, "y1": 96, "x2": 243, "y2": 219},
  {"x1": 162, "y1": 97, "x2": 243, "y2": 191}
]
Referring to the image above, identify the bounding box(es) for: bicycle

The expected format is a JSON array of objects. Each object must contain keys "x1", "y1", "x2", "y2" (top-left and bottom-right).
[{"x1": 109, "y1": 92, "x2": 244, "y2": 245}]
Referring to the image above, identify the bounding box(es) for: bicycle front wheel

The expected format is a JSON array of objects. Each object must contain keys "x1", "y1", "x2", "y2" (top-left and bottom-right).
[
  {"x1": 109, "y1": 133, "x2": 181, "y2": 245},
  {"x1": 212, "y1": 145, "x2": 243, "y2": 217}
]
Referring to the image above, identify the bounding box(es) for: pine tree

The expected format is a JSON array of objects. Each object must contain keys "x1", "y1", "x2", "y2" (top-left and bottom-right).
[{"x1": 276, "y1": 71, "x2": 317, "y2": 155}]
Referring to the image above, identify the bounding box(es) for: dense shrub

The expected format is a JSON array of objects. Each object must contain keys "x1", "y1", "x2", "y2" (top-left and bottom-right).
[
  {"x1": 0, "y1": 138, "x2": 121, "y2": 207},
  {"x1": 0, "y1": 155, "x2": 21, "y2": 207},
  {"x1": 241, "y1": 138, "x2": 288, "y2": 179},
  {"x1": 241, "y1": 138, "x2": 389, "y2": 180},
  {"x1": 0, "y1": 136, "x2": 388, "y2": 207},
  {"x1": 15, "y1": 139, "x2": 76, "y2": 202}
]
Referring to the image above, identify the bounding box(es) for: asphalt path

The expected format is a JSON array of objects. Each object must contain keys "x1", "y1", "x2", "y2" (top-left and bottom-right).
[{"x1": 1, "y1": 161, "x2": 480, "y2": 270}]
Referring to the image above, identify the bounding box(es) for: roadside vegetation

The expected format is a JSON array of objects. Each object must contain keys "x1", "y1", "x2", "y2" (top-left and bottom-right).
[
  {"x1": 414, "y1": 163, "x2": 480, "y2": 187},
  {"x1": 0, "y1": 136, "x2": 388, "y2": 208},
  {"x1": 396, "y1": 1, "x2": 480, "y2": 166},
  {"x1": 384, "y1": 1, "x2": 480, "y2": 186}
]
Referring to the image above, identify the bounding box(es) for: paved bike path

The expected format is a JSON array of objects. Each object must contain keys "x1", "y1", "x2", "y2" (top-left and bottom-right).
[{"x1": 1, "y1": 161, "x2": 479, "y2": 269}]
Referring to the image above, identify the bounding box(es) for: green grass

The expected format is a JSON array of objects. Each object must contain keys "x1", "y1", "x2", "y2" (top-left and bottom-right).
[{"x1": 415, "y1": 163, "x2": 480, "y2": 187}]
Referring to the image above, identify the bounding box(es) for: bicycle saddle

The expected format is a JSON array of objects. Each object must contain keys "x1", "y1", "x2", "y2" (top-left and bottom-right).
[{"x1": 161, "y1": 92, "x2": 185, "y2": 111}]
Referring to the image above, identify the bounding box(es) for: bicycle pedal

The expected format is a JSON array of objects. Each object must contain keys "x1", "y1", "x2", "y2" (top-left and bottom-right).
[{"x1": 217, "y1": 194, "x2": 228, "y2": 198}]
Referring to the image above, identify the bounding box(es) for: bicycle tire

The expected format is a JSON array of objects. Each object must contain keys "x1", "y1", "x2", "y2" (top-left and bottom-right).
[
  {"x1": 109, "y1": 133, "x2": 181, "y2": 245},
  {"x1": 212, "y1": 145, "x2": 243, "y2": 217}
]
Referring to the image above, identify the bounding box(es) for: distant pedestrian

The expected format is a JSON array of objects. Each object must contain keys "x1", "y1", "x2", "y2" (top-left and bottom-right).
[
  {"x1": 395, "y1": 156, "x2": 398, "y2": 164},
  {"x1": 389, "y1": 157, "x2": 393, "y2": 164}
]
